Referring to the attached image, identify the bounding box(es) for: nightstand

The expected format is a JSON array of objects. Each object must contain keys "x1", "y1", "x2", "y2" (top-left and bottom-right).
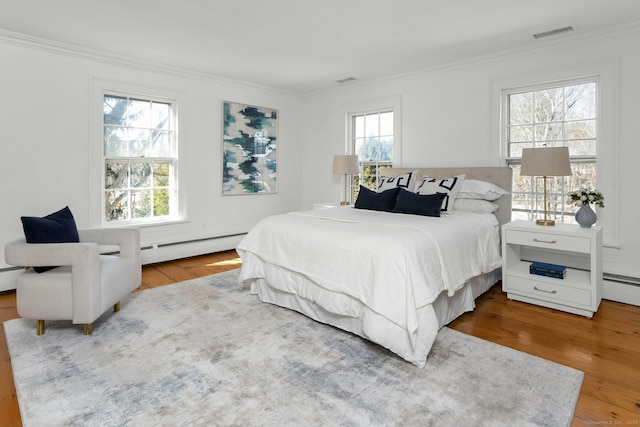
[
  {"x1": 313, "y1": 202, "x2": 342, "y2": 209},
  {"x1": 502, "y1": 220, "x2": 602, "y2": 318}
]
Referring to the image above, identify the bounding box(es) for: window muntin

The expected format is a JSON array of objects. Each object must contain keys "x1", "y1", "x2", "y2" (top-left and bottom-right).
[
  {"x1": 102, "y1": 95, "x2": 177, "y2": 223},
  {"x1": 505, "y1": 80, "x2": 597, "y2": 224},
  {"x1": 350, "y1": 110, "x2": 394, "y2": 200}
]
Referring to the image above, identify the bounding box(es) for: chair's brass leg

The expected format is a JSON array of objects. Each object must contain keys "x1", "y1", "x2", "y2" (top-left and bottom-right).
[
  {"x1": 113, "y1": 302, "x2": 120, "y2": 312},
  {"x1": 84, "y1": 323, "x2": 92, "y2": 335},
  {"x1": 36, "y1": 320, "x2": 45, "y2": 335}
]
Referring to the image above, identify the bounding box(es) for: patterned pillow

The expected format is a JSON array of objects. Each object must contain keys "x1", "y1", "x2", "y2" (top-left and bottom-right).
[
  {"x1": 414, "y1": 174, "x2": 465, "y2": 214},
  {"x1": 377, "y1": 170, "x2": 418, "y2": 192}
]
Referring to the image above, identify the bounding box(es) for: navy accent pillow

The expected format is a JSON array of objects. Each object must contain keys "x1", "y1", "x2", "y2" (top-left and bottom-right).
[
  {"x1": 21, "y1": 206, "x2": 80, "y2": 273},
  {"x1": 392, "y1": 188, "x2": 445, "y2": 217},
  {"x1": 354, "y1": 186, "x2": 399, "y2": 212}
]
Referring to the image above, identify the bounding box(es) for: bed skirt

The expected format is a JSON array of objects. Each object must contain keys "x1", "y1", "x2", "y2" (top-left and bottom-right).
[{"x1": 238, "y1": 254, "x2": 500, "y2": 367}]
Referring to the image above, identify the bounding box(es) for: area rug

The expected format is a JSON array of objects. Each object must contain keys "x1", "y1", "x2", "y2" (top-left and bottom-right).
[{"x1": 4, "y1": 269, "x2": 583, "y2": 427}]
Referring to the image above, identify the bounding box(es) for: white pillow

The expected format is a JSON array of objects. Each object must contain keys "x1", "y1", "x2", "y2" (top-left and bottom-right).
[
  {"x1": 453, "y1": 198, "x2": 499, "y2": 213},
  {"x1": 458, "y1": 179, "x2": 509, "y2": 201},
  {"x1": 377, "y1": 170, "x2": 418, "y2": 192},
  {"x1": 414, "y1": 174, "x2": 465, "y2": 214}
]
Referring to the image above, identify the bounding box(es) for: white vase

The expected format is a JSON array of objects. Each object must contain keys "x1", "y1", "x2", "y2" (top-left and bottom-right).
[{"x1": 575, "y1": 203, "x2": 597, "y2": 228}]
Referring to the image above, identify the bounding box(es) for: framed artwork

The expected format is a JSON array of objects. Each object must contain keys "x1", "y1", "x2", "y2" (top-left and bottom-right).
[{"x1": 222, "y1": 101, "x2": 278, "y2": 195}]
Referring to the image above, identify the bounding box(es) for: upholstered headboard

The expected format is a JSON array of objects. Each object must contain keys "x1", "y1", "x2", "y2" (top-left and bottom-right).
[{"x1": 384, "y1": 167, "x2": 513, "y2": 227}]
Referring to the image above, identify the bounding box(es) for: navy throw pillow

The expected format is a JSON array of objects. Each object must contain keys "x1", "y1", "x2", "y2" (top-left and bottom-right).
[
  {"x1": 21, "y1": 206, "x2": 80, "y2": 273},
  {"x1": 392, "y1": 188, "x2": 445, "y2": 217},
  {"x1": 354, "y1": 186, "x2": 399, "y2": 212}
]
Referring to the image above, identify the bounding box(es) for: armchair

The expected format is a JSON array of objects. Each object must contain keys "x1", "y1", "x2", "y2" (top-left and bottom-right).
[{"x1": 4, "y1": 228, "x2": 141, "y2": 335}]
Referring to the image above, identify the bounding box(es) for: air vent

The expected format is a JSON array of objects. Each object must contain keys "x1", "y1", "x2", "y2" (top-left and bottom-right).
[
  {"x1": 533, "y1": 25, "x2": 575, "y2": 39},
  {"x1": 336, "y1": 77, "x2": 357, "y2": 84}
]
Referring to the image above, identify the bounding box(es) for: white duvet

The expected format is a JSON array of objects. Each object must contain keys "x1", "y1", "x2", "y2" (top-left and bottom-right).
[{"x1": 237, "y1": 207, "x2": 502, "y2": 363}]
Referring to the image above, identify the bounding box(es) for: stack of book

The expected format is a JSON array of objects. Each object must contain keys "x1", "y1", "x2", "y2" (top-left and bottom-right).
[{"x1": 529, "y1": 261, "x2": 567, "y2": 279}]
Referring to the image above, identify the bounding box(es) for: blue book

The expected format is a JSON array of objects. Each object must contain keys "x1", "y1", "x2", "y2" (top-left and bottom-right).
[
  {"x1": 530, "y1": 261, "x2": 567, "y2": 274},
  {"x1": 530, "y1": 269, "x2": 566, "y2": 279}
]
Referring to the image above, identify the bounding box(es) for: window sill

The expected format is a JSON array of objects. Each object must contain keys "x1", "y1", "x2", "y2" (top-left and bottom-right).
[{"x1": 101, "y1": 218, "x2": 190, "y2": 229}]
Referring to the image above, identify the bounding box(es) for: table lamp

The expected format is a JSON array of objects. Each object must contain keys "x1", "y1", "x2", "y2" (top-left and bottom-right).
[
  {"x1": 520, "y1": 146, "x2": 572, "y2": 226},
  {"x1": 332, "y1": 154, "x2": 359, "y2": 205}
]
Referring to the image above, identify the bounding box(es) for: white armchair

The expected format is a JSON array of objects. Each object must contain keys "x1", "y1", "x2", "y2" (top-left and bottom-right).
[{"x1": 4, "y1": 228, "x2": 141, "y2": 335}]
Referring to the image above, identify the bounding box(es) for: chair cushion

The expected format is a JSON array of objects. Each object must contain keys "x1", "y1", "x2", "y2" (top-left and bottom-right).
[{"x1": 21, "y1": 206, "x2": 80, "y2": 273}]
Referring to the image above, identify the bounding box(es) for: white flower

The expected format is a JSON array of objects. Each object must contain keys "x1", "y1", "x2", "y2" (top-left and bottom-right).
[{"x1": 568, "y1": 187, "x2": 604, "y2": 208}]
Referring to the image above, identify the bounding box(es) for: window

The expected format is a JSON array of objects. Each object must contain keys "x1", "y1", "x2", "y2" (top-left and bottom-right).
[
  {"x1": 102, "y1": 94, "x2": 177, "y2": 224},
  {"x1": 349, "y1": 109, "x2": 394, "y2": 200},
  {"x1": 504, "y1": 79, "x2": 598, "y2": 224}
]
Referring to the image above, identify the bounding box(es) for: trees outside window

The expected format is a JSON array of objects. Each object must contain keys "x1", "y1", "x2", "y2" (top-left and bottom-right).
[
  {"x1": 103, "y1": 95, "x2": 177, "y2": 223},
  {"x1": 349, "y1": 110, "x2": 394, "y2": 201},
  {"x1": 505, "y1": 80, "x2": 598, "y2": 224}
]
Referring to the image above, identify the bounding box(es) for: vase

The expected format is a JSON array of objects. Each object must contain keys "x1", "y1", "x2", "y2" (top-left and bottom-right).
[{"x1": 575, "y1": 203, "x2": 597, "y2": 228}]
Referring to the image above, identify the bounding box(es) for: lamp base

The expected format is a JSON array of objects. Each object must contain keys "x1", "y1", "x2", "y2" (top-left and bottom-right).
[
  {"x1": 340, "y1": 201, "x2": 350, "y2": 206},
  {"x1": 536, "y1": 219, "x2": 556, "y2": 226}
]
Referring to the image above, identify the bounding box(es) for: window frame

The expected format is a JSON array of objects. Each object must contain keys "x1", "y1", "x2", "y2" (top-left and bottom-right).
[
  {"x1": 348, "y1": 108, "x2": 394, "y2": 198},
  {"x1": 502, "y1": 77, "x2": 599, "y2": 225},
  {"x1": 344, "y1": 96, "x2": 402, "y2": 203},
  {"x1": 89, "y1": 79, "x2": 185, "y2": 228},
  {"x1": 491, "y1": 58, "x2": 619, "y2": 247}
]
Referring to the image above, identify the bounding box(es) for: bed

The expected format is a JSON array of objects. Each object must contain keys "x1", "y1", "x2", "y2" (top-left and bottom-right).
[{"x1": 237, "y1": 167, "x2": 512, "y2": 367}]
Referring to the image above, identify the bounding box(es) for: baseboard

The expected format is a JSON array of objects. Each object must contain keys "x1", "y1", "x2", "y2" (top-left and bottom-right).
[
  {"x1": 0, "y1": 233, "x2": 246, "y2": 292},
  {"x1": 0, "y1": 269, "x2": 22, "y2": 293},
  {"x1": 603, "y1": 279, "x2": 640, "y2": 307},
  {"x1": 6, "y1": 240, "x2": 636, "y2": 307},
  {"x1": 140, "y1": 234, "x2": 245, "y2": 265}
]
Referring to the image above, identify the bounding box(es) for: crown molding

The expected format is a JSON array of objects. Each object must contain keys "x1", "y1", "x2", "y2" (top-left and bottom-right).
[
  {"x1": 0, "y1": 29, "x2": 299, "y2": 98},
  {"x1": 306, "y1": 20, "x2": 640, "y2": 98}
]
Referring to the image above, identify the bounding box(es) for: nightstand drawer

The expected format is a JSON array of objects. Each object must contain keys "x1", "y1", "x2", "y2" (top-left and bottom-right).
[
  {"x1": 505, "y1": 275, "x2": 592, "y2": 307},
  {"x1": 505, "y1": 230, "x2": 590, "y2": 253}
]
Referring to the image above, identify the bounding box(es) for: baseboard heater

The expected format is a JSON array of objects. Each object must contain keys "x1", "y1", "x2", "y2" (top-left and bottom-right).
[
  {"x1": 0, "y1": 232, "x2": 247, "y2": 292},
  {"x1": 603, "y1": 272, "x2": 640, "y2": 287},
  {"x1": 3, "y1": 247, "x2": 639, "y2": 294},
  {"x1": 139, "y1": 232, "x2": 247, "y2": 265},
  {"x1": 140, "y1": 232, "x2": 247, "y2": 251},
  {"x1": 0, "y1": 233, "x2": 247, "y2": 273},
  {"x1": 2, "y1": 262, "x2": 639, "y2": 283}
]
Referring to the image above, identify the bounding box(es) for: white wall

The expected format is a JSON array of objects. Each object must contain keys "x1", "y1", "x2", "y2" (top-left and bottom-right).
[
  {"x1": 2, "y1": 27, "x2": 639, "y2": 303},
  {"x1": 301, "y1": 27, "x2": 640, "y2": 300},
  {"x1": 0, "y1": 34, "x2": 305, "y2": 286}
]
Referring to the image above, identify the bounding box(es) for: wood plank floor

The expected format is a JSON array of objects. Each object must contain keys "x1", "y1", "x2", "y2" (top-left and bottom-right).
[{"x1": 1, "y1": 249, "x2": 639, "y2": 426}]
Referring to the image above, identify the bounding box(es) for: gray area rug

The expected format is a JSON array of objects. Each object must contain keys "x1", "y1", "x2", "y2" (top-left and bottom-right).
[{"x1": 4, "y1": 269, "x2": 583, "y2": 427}]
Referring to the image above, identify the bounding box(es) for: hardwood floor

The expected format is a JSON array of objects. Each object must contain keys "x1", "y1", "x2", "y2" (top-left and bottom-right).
[{"x1": 1, "y1": 250, "x2": 639, "y2": 426}]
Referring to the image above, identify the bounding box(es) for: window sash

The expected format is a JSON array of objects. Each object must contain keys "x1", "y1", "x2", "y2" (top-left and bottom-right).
[
  {"x1": 102, "y1": 93, "x2": 178, "y2": 224},
  {"x1": 348, "y1": 109, "x2": 394, "y2": 201},
  {"x1": 504, "y1": 78, "x2": 598, "y2": 225}
]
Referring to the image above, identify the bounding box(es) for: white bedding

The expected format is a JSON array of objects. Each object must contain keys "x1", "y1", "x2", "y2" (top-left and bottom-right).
[{"x1": 237, "y1": 206, "x2": 502, "y2": 366}]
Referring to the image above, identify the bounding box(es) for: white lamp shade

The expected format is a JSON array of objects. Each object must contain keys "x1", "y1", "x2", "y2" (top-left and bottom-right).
[
  {"x1": 332, "y1": 154, "x2": 359, "y2": 174},
  {"x1": 520, "y1": 147, "x2": 572, "y2": 177}
]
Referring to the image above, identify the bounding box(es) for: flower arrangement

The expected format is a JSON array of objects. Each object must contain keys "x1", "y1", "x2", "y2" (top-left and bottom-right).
[{"x1": 568, "y1": 188, "x2": 604, "y2": 208}]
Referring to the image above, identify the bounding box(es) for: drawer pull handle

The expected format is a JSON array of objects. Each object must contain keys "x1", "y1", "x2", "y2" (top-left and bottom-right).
[
  {"x1": 533, "y1": 238, "x2": 556, "y2": 244},
  {"x1": 534, "y1": 286, "x2": 557, "y2": 294}
]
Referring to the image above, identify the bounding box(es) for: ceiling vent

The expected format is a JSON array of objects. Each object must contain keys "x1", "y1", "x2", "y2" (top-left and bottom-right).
[
  {"x1": 336, "y1": 77, "x2": 357, "y2": 84},
  {"x1": 533, "y1": 25, "x2": 575, "y2": 39}
]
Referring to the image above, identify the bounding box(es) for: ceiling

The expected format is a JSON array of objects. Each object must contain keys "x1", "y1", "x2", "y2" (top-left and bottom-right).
[{"x1": 2, "y1": 0, "x2": 640, "y2": 94}]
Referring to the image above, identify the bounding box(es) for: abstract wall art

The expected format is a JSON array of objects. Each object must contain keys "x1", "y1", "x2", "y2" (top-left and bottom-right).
[{"x1": 222, "y1": 101, "x2": 278, "y2": 195}]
